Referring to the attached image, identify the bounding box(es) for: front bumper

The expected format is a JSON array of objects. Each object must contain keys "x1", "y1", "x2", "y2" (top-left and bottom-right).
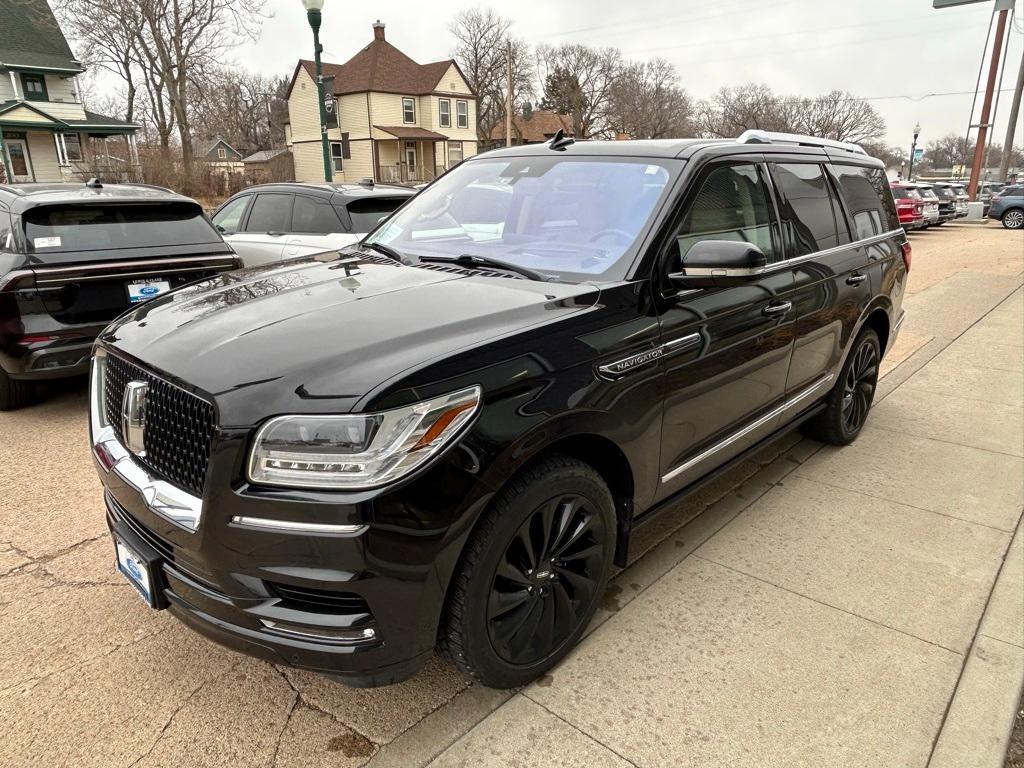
[{"x1": 90, "y1": 354, "x2": 492, "y2": 687}]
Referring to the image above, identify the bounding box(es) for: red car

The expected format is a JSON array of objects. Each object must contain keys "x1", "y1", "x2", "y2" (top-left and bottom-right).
[{"x1": 890, "y1": 184, "x2": 926, "y2": 231}]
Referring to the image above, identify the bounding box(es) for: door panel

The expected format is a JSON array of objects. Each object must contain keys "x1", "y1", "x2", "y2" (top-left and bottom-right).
[
  {"x1": 770, "y1": 162, "x2": 876, "y2": 392},
  {"x1": 231, "y1": 193, "x2": 293, "y2": 266},
  {"x1": 6, "y1": 139, "x2": 32, "y2": 182},
  {"x1": 654, "y1": 160, "x2": 796, "y2": 500}
]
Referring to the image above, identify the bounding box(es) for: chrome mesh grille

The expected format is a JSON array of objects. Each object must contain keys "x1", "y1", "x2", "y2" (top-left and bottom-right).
[{"x1": 103, "y1": 355, "x2": 216, "y2": 496}]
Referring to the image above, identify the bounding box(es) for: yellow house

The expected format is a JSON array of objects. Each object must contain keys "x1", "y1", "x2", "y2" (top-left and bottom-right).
[{"x1": 286, "y1": 21, "x2": 478, "y2": 184}]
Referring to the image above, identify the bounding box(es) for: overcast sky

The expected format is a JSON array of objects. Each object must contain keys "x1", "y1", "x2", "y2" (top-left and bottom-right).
[{"x1": 226, "y1": 0, "x2": 1021, "y2": 149}]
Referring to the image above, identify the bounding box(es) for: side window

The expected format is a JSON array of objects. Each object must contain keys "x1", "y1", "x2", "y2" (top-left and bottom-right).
[
  {"x1": 771, "y1": 163, "x2": 848, "y2": 257},
  {"x1": 244, "y1": 193, "x2": 293, "y2": 233},
  {"x1": 674, "y1": 162, "x2": 778, "y2": 264},
  {"x1": 834, "y1": 164, "x2": 898, "y2": 238},
  {"x1": 402, "y1": 97, "x2": 416, "y2": 124},
  {"x1": 211, "y1": 195, "x2": 251, "y2": 234},
  {"x1": 292, "y1": 195, "x2": 343, "y2": 234},
  {"x1": 439, "y1": 99, "x2": 451, "y2": 128},
  {"x1": 456, "y1": 100, "x2": 469, "y2": 129}
]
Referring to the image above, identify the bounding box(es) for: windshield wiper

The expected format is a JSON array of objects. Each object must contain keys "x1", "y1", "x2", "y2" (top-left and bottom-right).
[
  {"x1": 361, "y1": 241, "x2": 413, "y2": 265},
  {"x1": 419, "y1": 254, "x2": 549, "y2": 282}
]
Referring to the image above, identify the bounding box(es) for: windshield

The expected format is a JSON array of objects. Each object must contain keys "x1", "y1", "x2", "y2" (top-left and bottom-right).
[
  {"x1": 24, "y1": 202, "x2": 220, "y2": 254},
  {"x1": 364, "y1": 155, "x2": 677, "y2": 282}
]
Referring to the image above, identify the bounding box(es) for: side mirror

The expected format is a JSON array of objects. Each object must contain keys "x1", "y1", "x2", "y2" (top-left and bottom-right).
[{"x1": 669, "y1": 240, "x2": 767, "y2": 288}]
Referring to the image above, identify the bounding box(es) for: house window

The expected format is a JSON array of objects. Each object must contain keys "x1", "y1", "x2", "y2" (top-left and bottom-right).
[
  {"x1": 63, "y1": 133, "x2": 83, "y2": 162},
  {"x1": 456, "y1": 100, "x2": 468, "y2": 129},
  {"x1": 330, "y1": 141, "x2": 343, "y2": 172},
  {"x1": 439, "y1": 99, "x2": 451, "y2": 128},
  {"x1": 20, "y1": 73, "x2": 48, "y2": 101},
  {"x1": 217, "y1": 147, "x2": 227, "y2": 159},
  {"x1": 448, "y1": 141, "x2": 463, "y2": 167},
  {"x1": 402, "y1": 97, "x2": 415, "y2": 124}
]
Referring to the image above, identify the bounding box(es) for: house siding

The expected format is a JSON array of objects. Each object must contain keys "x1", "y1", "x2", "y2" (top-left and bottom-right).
[
  {"x1": 0, "y1": 75, "x2": 14, "y2": 101},
  {"x1": 291, "y1": 140, "x2": 324, "y2": 183},
  {"x1": 37, "y1": 101, "x2": 86, "y2": 120},
  {"x1": 288, "y1": 67, "x2": 324, "y2": 144},
  {"x1": 335, "y1": 94, "x2": 369, "y2": 140},
  {"x1": 26, "y1": 130, "x2": 60, "y2": 181}
]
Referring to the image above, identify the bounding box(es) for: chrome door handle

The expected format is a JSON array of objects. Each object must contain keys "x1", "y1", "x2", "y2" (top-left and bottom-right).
[
  {"x1": 762, "y1": 301, "x2": 792, "y2": 317},
  {"x1": 846, "y1": 273, "x2": 867, "y2": 285}
]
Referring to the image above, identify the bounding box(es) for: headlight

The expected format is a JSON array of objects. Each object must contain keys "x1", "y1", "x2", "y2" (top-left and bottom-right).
[{"x1": 247, "y1": 385, "x2": 481, "y2": 490}]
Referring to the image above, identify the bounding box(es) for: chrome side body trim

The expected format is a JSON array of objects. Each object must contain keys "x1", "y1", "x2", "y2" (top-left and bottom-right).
[
  {"x1": 661, "y1": 373, "x2": 834, "y2": 484},
  {"x1": 230, "y1": 516, "x2": 367, "y2": 536},
  {"x1": 90, "y1": 353, "x2": 203, "y2": 533},
  {"x1": 597, "y1": 332, "x2": 702, "y2": 379}
]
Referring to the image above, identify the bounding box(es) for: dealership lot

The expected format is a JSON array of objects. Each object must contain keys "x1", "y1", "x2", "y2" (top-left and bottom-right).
[{"x1": 0, "y1": 222, "x2": 1021, "y2": 767}]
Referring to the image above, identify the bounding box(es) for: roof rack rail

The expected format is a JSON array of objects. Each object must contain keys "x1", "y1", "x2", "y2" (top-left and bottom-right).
[{"x1": 737, "y1": 130, "x2": 867, "y2": 156}]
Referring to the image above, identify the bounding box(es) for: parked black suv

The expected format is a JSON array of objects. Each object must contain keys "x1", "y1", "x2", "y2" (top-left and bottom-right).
[
  {"x1": 91, "y1": 131, "x2": 909, "y2": 688},
  {"x1": 0, "y1": 181, "x2": 238, "y2": 409}
]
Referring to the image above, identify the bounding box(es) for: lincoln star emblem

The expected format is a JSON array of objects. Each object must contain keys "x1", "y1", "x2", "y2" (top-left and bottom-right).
[{"x1": 122, "y1": 381, "x2": 148, "y2": 456}]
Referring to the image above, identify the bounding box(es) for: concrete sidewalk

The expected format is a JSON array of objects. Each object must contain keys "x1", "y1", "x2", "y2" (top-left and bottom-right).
[{"x1": 415, "y1": 275, "x2": 1024, "y2": 764}]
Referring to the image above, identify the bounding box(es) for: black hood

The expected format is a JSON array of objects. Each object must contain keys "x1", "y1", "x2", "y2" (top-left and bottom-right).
[{"x1": 100, "y1": 257, "x2": 600, "y2": 425}]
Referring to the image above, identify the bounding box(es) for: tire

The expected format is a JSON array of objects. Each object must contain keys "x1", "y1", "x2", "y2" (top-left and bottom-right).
[
  {"x1": 1002, "y1": 208, "x2": 1024, "y2": 229},
  {"x1": 439, "y1": 454, "x2": 616, "y2": 688},
  {"x1": 0, "y1": 370, "x2": 33, "y2": 411},
  {"x1": 801, "y1": 328, "x2": 880, "y2": 446}
]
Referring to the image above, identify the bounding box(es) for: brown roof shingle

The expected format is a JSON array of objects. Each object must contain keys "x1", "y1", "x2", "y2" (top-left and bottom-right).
[
  {"x1": 374, "y1": 125, "x2": 448, "y2": 140},
  {"x1": 489, "y1": 111, "x2": 574, "y2": 143},
  {"x1": 298, "y1": 37, "x2": 472, "y2": 97}
]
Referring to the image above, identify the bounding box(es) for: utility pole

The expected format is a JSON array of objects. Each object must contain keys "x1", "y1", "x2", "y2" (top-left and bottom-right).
[
  {"x1": 967, "y1": 4, "x2": 1009, "y2": 200},
  {"x1": 505, "y1": 39, "x2": 513, "y2": 148},
  {"x1": 998, "y1": 49, "x2": 1024, "y2": 183}
]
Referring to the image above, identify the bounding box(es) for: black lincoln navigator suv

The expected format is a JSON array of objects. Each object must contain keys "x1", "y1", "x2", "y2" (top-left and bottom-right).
[{"x1": 91, "y1": 131, "x2": 909, "y2": 688}]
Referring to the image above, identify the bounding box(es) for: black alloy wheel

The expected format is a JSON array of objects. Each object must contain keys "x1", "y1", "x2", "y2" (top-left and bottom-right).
[
  {"x1": 439, "y1": 455, "x2": 615, "y2": 688},
  {"x1": 801, "y1": 327, "x2": 881, "y2": 446},
  {"x1": 487, "y1": 493, "x2": 605, "y2": 666},
  {"x1": 840, "y1": 339, "x2": 878, "y2": 435}
]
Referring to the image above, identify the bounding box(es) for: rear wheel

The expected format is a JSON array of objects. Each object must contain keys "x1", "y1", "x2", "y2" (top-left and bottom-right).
[
  {"x1": 1002, "y1": 208, "x2": 1024, "y2": 229},
  {"x1": 439, "y1": 455, "x2": 615, "y2": 688},
  {"x1": 0, "y1": 370, "x2": 33, "y2": 411},
  {"x1": 801, "y1": 328, "x2": 880, "y2": 446}
]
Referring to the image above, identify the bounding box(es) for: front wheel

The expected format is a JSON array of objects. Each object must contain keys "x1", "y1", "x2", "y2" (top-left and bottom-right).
[
  {"x1": 439, "y1": 455, "x2": 615, "y2": 688},
  {"x1": 801, "y1": 328, "x2": 880, "y2": 446},
  {"x1": 1002, "y1": 208, "x2": 1024, "y2": 229}
]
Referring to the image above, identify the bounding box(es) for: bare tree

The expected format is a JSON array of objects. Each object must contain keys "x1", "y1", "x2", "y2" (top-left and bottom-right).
[
  {"x1": 537, "y1": 43, "x2": 621, "y2": 138},
  {"x1": 698, "y1": 84, "x2": 885, "y2": 144},
  {"x1": 794, "y1": 90, "x2": 886, "y2": 144},
  {"x1": 697, "y1": 83, "x2": 797, "y2": 137},
  {"x1": 608, "y1": 58, "x2": 694, "y2": 139},
  {"x1": 192, "y1": 67, "x2": 289, "y2": 154},
  {"x1": 135, "y1": 0, "x2": 267, "y2": 173},
  {"x1": 449, "y1": 8, "x2": 533, "y2": 143}
]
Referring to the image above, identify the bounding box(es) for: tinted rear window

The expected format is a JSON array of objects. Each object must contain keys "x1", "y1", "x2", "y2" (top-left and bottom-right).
[
  {"x1": 23, "y1": 202, "x2": 219, "y2": 253},
  {"x1": 834, "y1": 165, "x2": 898, "y2": 237},
  {"x1": 347, "y1": 196, "x2": 409, "y2": 233},
  {"x1": 771, "y1": 163, "x2": 849, "y2": 255},
  {"x1": 891, "y1": 187, "x2": 921, "y2": 200}
]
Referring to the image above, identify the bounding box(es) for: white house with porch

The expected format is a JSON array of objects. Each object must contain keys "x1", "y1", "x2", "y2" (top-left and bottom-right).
[
  {"x1": 0, "y1": 0, "x2": 139, "y2": 184},
  {"x1": 285, "y1": 21, "x2": 478, "y2": 184}
]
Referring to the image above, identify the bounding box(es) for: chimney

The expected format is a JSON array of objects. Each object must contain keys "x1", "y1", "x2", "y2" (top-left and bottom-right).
[{"x1": 372, "y1": 20, "x2": 385, "y2": 41}]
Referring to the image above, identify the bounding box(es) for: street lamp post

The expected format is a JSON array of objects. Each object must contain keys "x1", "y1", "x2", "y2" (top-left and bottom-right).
[
  {"x1": 302, "y1": 0, "x2": 332, "y2": 182},
  {"x1": 907, "y1": 122, "x2": 921, "y2": 180}
]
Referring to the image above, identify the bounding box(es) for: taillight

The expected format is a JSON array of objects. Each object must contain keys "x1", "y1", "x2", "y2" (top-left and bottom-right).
[{"x1": 900, "y1": 241, "x2": 912, "y2": 273}]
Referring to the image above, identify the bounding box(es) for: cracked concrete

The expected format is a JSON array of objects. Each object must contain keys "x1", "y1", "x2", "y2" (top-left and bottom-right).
[{"x1": 0, "y1": 223, "x2": 1020, "y2": 767}]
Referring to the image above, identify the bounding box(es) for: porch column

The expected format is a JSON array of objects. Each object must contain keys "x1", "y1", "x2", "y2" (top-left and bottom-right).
[
  {"x1": 58, "y1": 133, "x2": 69, "y2": 166},
  {"x1": 8, "y1": 72, "x2": 19, "y2": 100},
  {"x1": 54, "y1": 133, "x2": 66, "y2": 166},
  {"x1": 128, "y1": 133, "x2": 139, "y2": 165},
  {"x1": 0, "y1": 125, "x2": 12, "y2": 183}
]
